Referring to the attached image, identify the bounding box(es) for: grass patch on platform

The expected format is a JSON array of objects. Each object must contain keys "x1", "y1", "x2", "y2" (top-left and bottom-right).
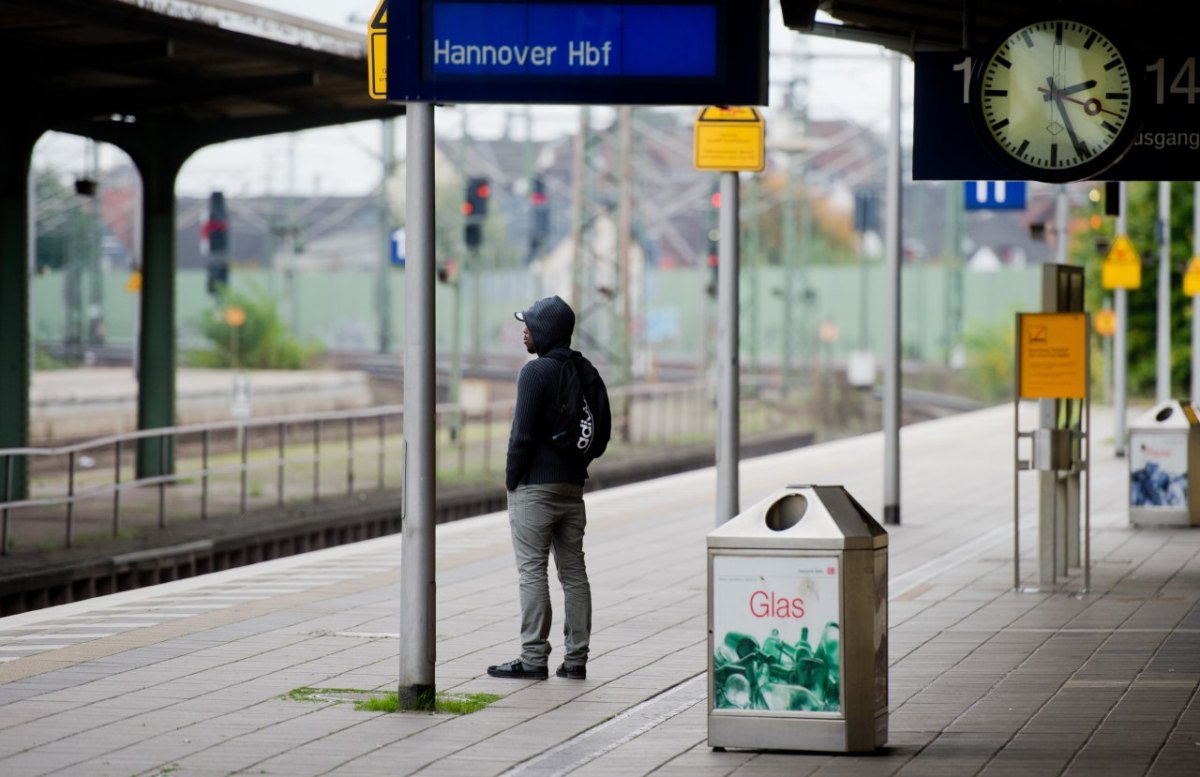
[{"x1": 285, "y1": 686, "x2": 502, "y2": 715}]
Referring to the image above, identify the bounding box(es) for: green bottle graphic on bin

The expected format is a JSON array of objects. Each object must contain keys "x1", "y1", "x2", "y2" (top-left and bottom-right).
[{"x1": 714, "y1": 622, "x2": 840, "y2": 712}]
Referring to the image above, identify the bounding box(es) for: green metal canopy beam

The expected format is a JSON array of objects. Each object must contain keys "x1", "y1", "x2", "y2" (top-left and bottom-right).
[{"x1": 0, "y1": 123, "x2": 42, "y2": 501}]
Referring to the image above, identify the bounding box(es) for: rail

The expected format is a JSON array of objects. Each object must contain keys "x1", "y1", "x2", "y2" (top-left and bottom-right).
[{"x1": 0, "y1": 379, "x2": 768, "y2": 556}]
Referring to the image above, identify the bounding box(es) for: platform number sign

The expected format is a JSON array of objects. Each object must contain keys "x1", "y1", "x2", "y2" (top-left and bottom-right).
[{"x1": 964, "y1": 181, "x2": 1027, "y2": 211}]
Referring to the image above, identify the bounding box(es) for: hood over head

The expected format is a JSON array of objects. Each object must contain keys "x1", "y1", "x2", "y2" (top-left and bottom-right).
[{"x1": 515, "y1": 295, "x2": 575, "y2": 355}]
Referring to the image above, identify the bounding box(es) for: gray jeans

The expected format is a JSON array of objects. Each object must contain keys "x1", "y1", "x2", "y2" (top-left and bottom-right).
[{"x1": 507, "y1": 483, "x2": 591, "y2": 668}]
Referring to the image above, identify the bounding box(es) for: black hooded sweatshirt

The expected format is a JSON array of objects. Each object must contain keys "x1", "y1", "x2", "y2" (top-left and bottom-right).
[{"x1": 505, "y1": 296, "x2": 590, "y2": 491}]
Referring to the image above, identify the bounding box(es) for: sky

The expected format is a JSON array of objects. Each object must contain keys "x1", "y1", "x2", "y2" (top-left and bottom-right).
[{"x1": 33, "y1": 0, "x2": 912, "y2": 198}]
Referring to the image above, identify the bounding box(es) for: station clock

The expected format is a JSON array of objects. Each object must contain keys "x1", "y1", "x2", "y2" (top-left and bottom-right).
[{"x1": 972, "y1": 18, "x2": 1141, "y2": 182}]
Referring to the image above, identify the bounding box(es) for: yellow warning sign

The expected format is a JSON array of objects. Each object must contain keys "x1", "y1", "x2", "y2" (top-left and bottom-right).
[
  {"x1": 1017, "y1": 313, "x2": 1088, "y2": 400},
  {"x1": 125, "y1": 271, "x2": 142, "y2": 293},
  {"x1": 1101, "y1": 233, "x2": 1140, "y2": 290},
  {"x1": 694, "y1": 106, "x2": 764, "y2": 172},
  {"x1": 368, "y1": 0, "x2": 387, "y2": 100},
  {"x1": 1093, "y1": 308, "x2": 1116, "y2": 337},
  {"x1": 1185, "y1": 257, "x2": 1200, "y2": 297}
]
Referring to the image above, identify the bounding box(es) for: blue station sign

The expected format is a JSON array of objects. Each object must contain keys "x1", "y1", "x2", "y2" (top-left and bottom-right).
[{"x1": 387, "y1": 0, "x2": 767, "y2": 105}]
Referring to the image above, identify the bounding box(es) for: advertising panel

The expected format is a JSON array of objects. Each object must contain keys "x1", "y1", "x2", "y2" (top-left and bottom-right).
[
  {"x1": 1130, "y1": 434, "x2": 1189, "y2": 509},
  {"x1": 711, "y1": 554, "x2": 841, "y2": 715}
]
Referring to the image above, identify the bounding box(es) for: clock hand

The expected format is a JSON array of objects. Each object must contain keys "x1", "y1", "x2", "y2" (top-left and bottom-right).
[
  {"x1": 1036, "y1": 86, "x2": 1123, "y2": 118},
  {"x1": 1042, "y1": 79, "x2": 1097, "y2": 100},
  {"x1": 1047, "y1": 77, "x2": 1090, "y2": 159}
]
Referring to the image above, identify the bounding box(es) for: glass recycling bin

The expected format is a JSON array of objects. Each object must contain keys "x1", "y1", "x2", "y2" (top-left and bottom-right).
[
  {"x1": 707, "y1": 485, "x2": 888, "y2": 753},
  {"x1": 1128, "y1": 400, "x2": 1200, "y2": 527}
]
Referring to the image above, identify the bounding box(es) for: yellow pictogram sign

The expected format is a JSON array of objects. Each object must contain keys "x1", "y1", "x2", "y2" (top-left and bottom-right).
[
  {"x1": 125, "y1": 271, "x2": 142, "y2": 293},
  {"x1": 1101, "y1": 233, "x2": 1140, "y2": 290},
  {"x1": 1184, "y1": 257, "x2": 1200, "y2": 297},
  {"x1": 224, "y1": 306, "x2": 246, "y2": 328},
  {"x1": 1093, "y1": 308, "x2": 1116, "y2": 337},
  {"x1": 1017, "y1": 312, "x2": 1088, "y2": 400},
  {"x1": 694, "y1": 106, "x2": 764, "y2": 172},
  {"x1": 367, "y1": 0, "x2": 387, "y2": 100}
]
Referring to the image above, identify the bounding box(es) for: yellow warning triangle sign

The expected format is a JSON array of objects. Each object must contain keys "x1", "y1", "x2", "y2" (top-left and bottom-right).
[
  {"x1": 1184, "y1": 257, "x2": 1200, "y2": 297},
  {"x1": 371, "y1": 0, "x2": 387, "y2": 30},
  {"x1": 367, "y1": 0, "x2": 387, "y2": 99},
  {"x1": 1106, "y1": 234, "x2": 1138, "y2": 265},
  {"x1": 1101, "y1": 233, "x2": 1141, "y2": 290}
]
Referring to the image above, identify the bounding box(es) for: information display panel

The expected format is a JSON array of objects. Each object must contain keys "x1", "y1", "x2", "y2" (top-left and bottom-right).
[{"x1": 388, "y1": 0, "x2": 768, "y2": 105}]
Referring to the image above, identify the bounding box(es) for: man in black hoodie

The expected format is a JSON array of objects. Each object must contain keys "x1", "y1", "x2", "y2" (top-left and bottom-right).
[{"x1": 488, "y1": 295, "x2": 594, "y2": 681}]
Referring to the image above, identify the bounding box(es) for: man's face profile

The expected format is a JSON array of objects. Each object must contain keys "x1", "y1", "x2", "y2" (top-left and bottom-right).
[{"x1": 522, "y1": 325, "x2": 536, "y2": 354}]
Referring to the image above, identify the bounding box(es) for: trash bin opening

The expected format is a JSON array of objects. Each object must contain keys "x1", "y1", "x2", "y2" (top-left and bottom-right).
[
  {"x1": 765, "y1": 494, "x2": 808, "y2": 532},
  {"x1": 1156, "y1": 406, "x2": 1174, "y2": 422}
]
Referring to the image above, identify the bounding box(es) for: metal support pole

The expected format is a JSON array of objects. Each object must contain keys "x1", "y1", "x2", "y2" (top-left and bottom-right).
[
  {"x1": 1158, "y1": 181, "x2": 1171, "y2": 404},
  {"x1": 378, "y1": 118, "x2": 395, "y2": 354},
  {"x1": 1115, "y1": 183, "x2": 1128, "y2": 457},
  {"x1": 400, "y1": 101, "x2": 437, "y2": 711},
  {"x1": 882, "y1": 53, "x2": 903, "y2": 526},
  {"x1": 716, "y1": 171, "x2": 740, "y2": 525},
  {"x1": 617, "y1": 106, "x2": 635, "y2": 440},
  {"x1": 1193, "y1": 183, "x2": 1200, "y2": 402},
  {"x1": 781, "y1": 156, "x2": 796, "y2": 397}
]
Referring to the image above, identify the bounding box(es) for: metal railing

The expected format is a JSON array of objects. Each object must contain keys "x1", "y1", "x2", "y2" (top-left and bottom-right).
[{"x1": 0, "y1": 379, "x2": 809, "y2": 556}]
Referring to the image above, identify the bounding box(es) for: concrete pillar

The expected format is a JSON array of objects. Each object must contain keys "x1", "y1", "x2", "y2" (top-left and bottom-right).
[{"x1": 130, "y1": 133, "x2": 189, "y2": 478}]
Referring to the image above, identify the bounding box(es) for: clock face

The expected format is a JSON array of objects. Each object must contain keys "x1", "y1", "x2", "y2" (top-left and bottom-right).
[{"x1": 975, "y1": 19, "x2": 1137, "y2": 182}]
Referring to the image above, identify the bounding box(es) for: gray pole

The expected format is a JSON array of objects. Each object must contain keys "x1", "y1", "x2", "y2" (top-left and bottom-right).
[
  {"x1": 781, "y1": 155, "x2": 796, "y2": 397},
  {"x1": 570, "y1": 107, "x2": 588, "y2": 308},
  {"x1": 399, "y1": 102, "x2": 436, "y2": 711},
  {"x1": 1114, "y1": 182, "x2": 1128, "y2": 457},
  {"x1": 378, "y1": 118, "x2": 395, "y2": 354},
  {"x1": 1056, "y1": 186, "x2": 1069, "y2": 265},
  {"x1": 1193, "y1": 182, "x2": 1200, "y2": 402},
  {"x1": 882, "y1": 53, "x2": 902, "y2": 526},
  {"x1": 716, "y1": 170, "x2": 740, "y2": 525},
  {"x1": 617, "y1": 106, "x2": 634, "y2": 438},
  {"x1": 1158, "y1": 181, "x2": 1171, "y2": 404}
]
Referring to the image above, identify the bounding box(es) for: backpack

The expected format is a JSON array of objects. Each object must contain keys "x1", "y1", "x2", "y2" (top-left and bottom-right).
[{"x1": 545, "y1": 351, "x2": 611, "y2": 462}]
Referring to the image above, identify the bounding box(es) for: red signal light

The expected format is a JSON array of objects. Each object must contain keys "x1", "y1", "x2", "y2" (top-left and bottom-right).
[
  {"x1": 531, "y1": 191, "x2": 547, "y2": 206},
  {"x1": 462, "y1": 202, "x2": 474, "y2": 216},
  {"x1": 711, "y1": 192, "x2": 720, "y2": 209},
  {"x1": 476, "y1": 184, "x2": 491, "y2": 199}
]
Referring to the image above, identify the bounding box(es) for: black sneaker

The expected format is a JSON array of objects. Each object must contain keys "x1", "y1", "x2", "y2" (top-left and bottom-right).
[
  {"x1": 555, "y1": 663, "x2": 586, "y2": 679},
  {"x1": 487, "y1": 658, "x2": 548, "y2": 680}
]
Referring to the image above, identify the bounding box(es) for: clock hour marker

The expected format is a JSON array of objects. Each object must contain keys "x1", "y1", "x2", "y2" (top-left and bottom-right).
[
  {"x1": 991, "y1": 118, "x2": 1010, "y2": 131},
  {"x1": 985, "y1": 89, "x2": 1008, "y2": 97},
  {"x1": 995, "y1": 55, "x2": 1011, "y2": 69},
  {"x1": 1055, "y1": 23, "x2": 1063, "y2": 45},
  {"x1": 1083, "y1": 31, "x2": 1097, "y2": 49},
  {"x1": 1104, "y1": 58, "x2": 1121, "y2": 71},
  {"x1": 1101, "y1": 120, "x2": 1118, "y2": 134},
  {"x1": 1022, "y1": 31, "x2": 1034, "y2": 48},
  {"x1": 1050, "y1": 144, "x2": 1058, "y2": 166},
  {"x1": 1106, "y1": 92, "x2": 1128, "y2": 100},
  {"x1": 1017, "y1": 139, "x2": 1030, "y2": 156}
]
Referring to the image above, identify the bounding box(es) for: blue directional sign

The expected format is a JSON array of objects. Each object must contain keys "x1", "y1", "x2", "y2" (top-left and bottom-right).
[
  {"x1": 388, "y1": 0, "x2": 767, "y2": 105},
  {"x1": 390, "y1": 228, "x2": 406, "y2": 267},
  {"x1": 964, "y1": 181, "x2": 1027, "y2": 211}
]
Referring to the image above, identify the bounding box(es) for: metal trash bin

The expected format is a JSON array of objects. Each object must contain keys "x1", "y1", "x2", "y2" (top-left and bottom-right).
[
  {"x1": 707, "y1": 485, "x2": 888, "y2": 753},
  {"x1": 1128, "y1": 400, "x2": 1200, "y2": 527}
]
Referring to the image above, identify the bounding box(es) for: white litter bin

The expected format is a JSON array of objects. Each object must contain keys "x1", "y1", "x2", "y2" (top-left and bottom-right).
[
  {"x1": 1128, "y1": 400, "x2": 1200, "y2": 527},
  {"x1": 707, "y1": 485, "x2": 888, "y2": 753}
]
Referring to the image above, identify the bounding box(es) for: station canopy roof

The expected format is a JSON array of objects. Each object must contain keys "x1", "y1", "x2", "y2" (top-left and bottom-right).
[
  {"x1": 1, "y1": 0, "x2": 402, "y2": 146},
  {"x1": 784, "y1": 0, "x2": 1198, "y2": 54}
]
